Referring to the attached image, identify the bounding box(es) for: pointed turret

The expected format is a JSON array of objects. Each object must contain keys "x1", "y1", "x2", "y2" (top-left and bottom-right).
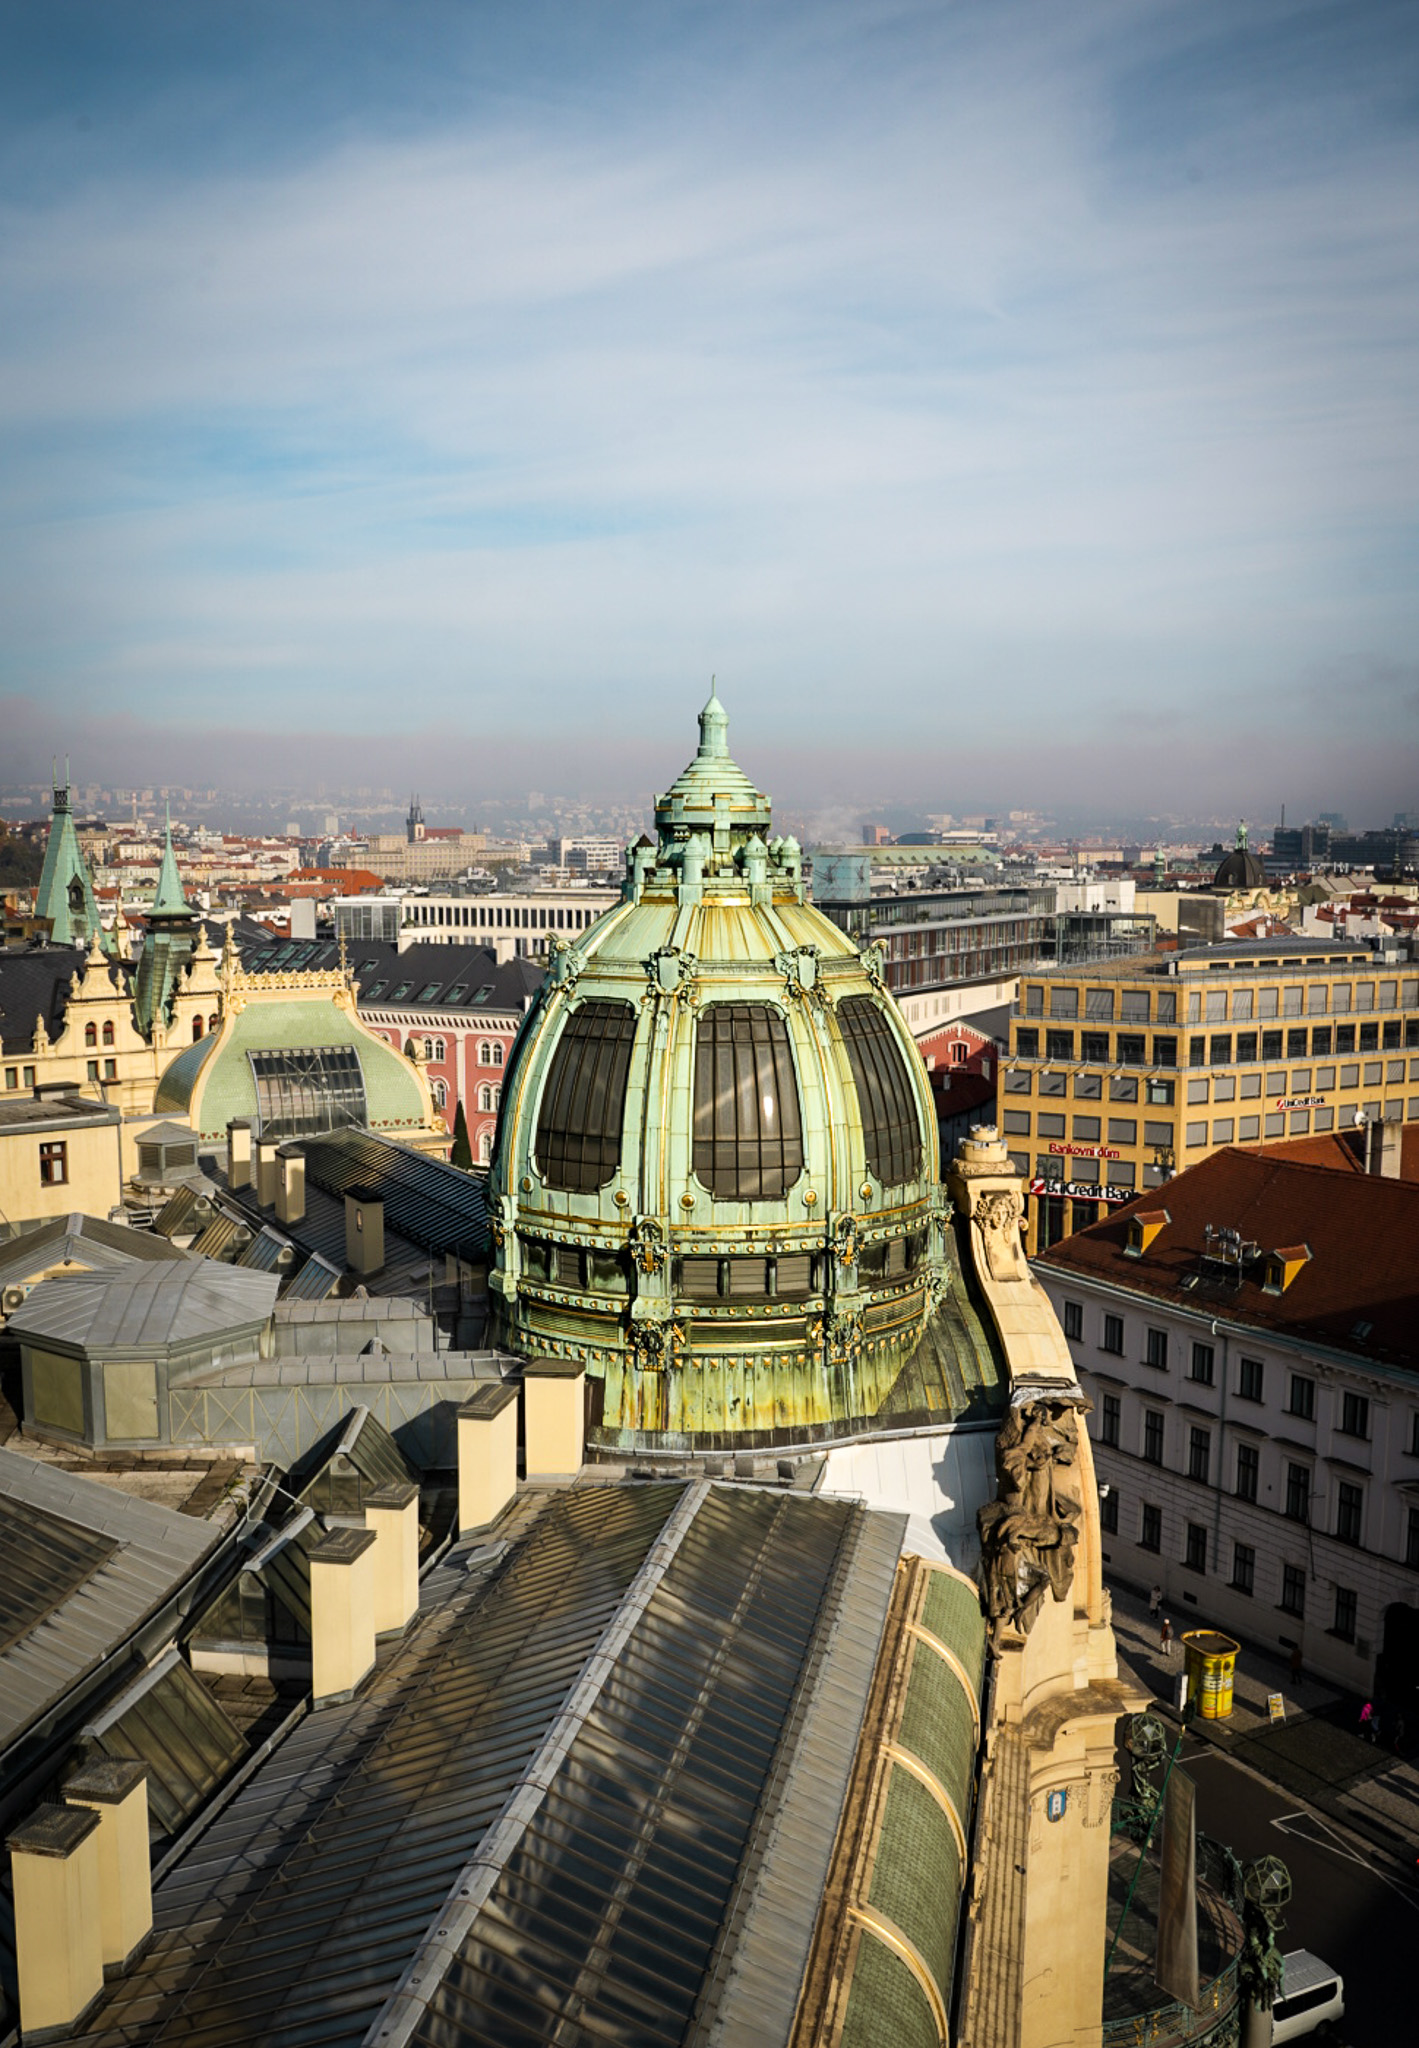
[
  {"x1": 132, "y1": 808, "x2": 201, "y2": 1039},
  {"x1": 34, "y1": 764, "x2": 105, "y2": 951}
]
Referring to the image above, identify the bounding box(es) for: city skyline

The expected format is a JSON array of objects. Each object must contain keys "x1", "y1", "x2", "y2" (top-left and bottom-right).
[{"x1": 1, "y1": 1, "x2": 1416, "y2": 816}]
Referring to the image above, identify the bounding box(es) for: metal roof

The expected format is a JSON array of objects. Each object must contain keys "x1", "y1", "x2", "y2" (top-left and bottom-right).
[
  {"x1": 0, "y1": 1446, "x2": 222, "y2": 1758},
  {"x1": 238, "y1": 938, "x2": 542, "y2": 1016},
  {"x1": 299, "y1": 1127, "x2": 489, "y2": 1262},
  {"x1": 82, "y1": 1644, "x2": 249, "y2": 1840},
  {"x1": 7, "y1": 1262, "x2": 279, "y2": 1354},
  {"x1": 0, "y1": 1213, "x2": 192, "y2": 1288},
  {"x1": 70, "y1": 1482, "x2": 905, "y2": 2048},
  {"x1": 0, "y1": 1091, "x2": 119, "y2": 1132},
  {"x1": 278, "y1": 1250, "x2": 342, "y2": 1300},
  {"x1": 0, "y1": 945, "x2": 87, "y2": 1053}
]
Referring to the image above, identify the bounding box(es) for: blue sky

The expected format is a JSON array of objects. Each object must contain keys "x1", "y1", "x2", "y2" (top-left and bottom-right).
[{"x1": 1, "y1": 0, "x2": 1416, "y2": 816}]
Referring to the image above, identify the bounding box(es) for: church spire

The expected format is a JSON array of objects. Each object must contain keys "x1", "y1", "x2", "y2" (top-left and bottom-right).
[{"x1": 151, "y1": 807, "x2": 193, "y2": 918}]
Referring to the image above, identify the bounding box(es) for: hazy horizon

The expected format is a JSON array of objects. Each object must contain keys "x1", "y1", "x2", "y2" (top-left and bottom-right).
[{"x1": 2, "y1": 1, "x2": 1416, "y2": 817}]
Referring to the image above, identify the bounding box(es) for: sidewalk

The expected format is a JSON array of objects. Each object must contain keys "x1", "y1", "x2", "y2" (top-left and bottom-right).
[{"x1": 1108, "y1": 1578, "x2": 1419, "y2": 1870}]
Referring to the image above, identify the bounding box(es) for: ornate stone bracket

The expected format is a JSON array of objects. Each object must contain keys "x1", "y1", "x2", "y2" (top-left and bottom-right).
[
  {"x1": 629, "y1": 1214, "x2": 667, "y2": 1279},
  {"x1": 642, "y1": 946, "x2": 699, "y2": 1006},
  {"x1": 546, "y1": 933, "x2": 588, "y2": 991},
  {"x1": 973, "y1": 1186, "x2": 1030, "y2": 1284},
  {"x1": 774, "y1": 945, "x2": 831, "y2": 1011},
  {"x1": 856, "y1": 941, "x2": 886, "y2": 991}
]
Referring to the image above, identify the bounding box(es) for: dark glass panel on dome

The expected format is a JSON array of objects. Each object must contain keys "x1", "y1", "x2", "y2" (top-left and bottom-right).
[
  {"x1": 248, "y1": 1045, "x2": 367, "y2": 1139},
  {"x1": 838, "y1": 997, "x2": 923, "y2": 1186},
  {"x1": 535, "y1": 1000, "x2": 637, "y2": 1192},
  {"x1": 692, "y1": 1004, "x2": 804, "y2": 1200}
]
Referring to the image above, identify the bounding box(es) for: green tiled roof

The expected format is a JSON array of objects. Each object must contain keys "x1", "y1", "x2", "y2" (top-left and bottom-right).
[{"x1": 839, "y1": 1927, "x2": 940, "y2": 2048}]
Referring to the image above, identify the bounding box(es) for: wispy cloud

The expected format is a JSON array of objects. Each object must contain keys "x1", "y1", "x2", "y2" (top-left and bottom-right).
[{"x1": 0, "y1": 0, "x2": 1415, "y2": 815}]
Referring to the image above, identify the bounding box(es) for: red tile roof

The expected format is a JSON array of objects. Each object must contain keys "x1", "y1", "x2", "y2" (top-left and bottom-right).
[{"x1": 1036, "y1": 1142, "x2": 1419, "y2": 1367}]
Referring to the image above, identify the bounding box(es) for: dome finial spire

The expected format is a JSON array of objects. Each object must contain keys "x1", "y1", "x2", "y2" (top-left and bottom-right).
[{"x1": 698, "y1": 678, "x2": 728, "y2": 760}]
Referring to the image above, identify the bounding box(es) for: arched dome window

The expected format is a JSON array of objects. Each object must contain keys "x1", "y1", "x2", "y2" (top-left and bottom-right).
[
  {"x1": 692, "y1": 1004, "x2": 803, "y2": 1201},
  {"x1": 838, "y1": 997, "x2": 922, "y2": 1186},
  {"x1": 535, "y1": 999, "x2": 638, "y2": 1192}
]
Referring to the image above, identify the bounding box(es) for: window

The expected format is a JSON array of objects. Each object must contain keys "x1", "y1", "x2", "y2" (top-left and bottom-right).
[
  {"x1": 1236, "y1": 1032, "x2": 1258, "y2": 1064},
  {"x1": 1286, "y1": 1028, "x2": 1308, "y2": 1058},
  {"x1": 1015, "y1": 1027, "x2": 1039, "y2": 1059},
  {"x1": 536, "y1": 999, "x2": 639, "y2": 1193},
  {"x1": 693, "y1": 1003, "x2": 805, "y2": 1200},
  {"x1": 1209, "y1": 1034, "x2": 1232, "y2": 1065},
  {"x1": 1288, "y1": 1374, "x2": 1315, "y2": 1420},
  {"x1": 1140, "y1": 1504, "x2": 1162, "y2": 1553},
  {"x1": 479, "y1": 1085, "x2": 493, "y2": 1113},
  {"x1": 1045, "y1": 1029, "x2": 1074, "y2": 1063},
  {"x1": 1145, "y1": 1328, "x2": 1168, "y2": 1371},
  {"x1": 84, "y1": 1021, "x2": 97, "y2": 1047},
  {"x1": 1100, "y1": 1489, "x2": 1120, "y2": 1534},
  {"x1": 1072, "y1": 1116, "x2": 1101, "y2": 1142},
  {"x1": 1143, "y1": 1411, "x2": 1165, "y2": 1466},
  {"x1": 1407, "y1": 1509, "x2": 1419, "y2": 1570},
  {"x1": 4, "y1": 1068, "x2": 15, "y2": 1090},
  {"x1": 39, "y1": 1141, "x2": 67, "y2": 1185},
  {"x1": 1102, "y1": 1313, "x2": 1124, "y2": 1356},
  {"x1": 1075, "y1": 1072, "x2": 1103, "y2": 1099},
  {"x1": 1332, "y1": 1586, "x2": 1357, "y2": 1643},
  {"x1": 1117, "y1": 1034, "x2": 1146, "y2": 1067},
  {"x1": 1280, "y1": 1564, "x2": 1306, "y2": 1617},
  {"x1": 1236, "y1": 1442, "x2": 1259, "y2": 1502},
  {"x1": 1188, "y1": 1428, "x2": 1210, "y2": 1484},
  {"x1": 1261, "y1": 1029, "x2": 1283, "y2": 1061},
  {"x1": 492, "y1": 1043, "x2": 504, "y2": 1066},
  {"x1": 1184, "y1": 1523, "x2": 1208, "y2": 1574},
  {"x1": 1108, "y1": 1117, "x2": 1136, "y2": 1145},
  {"x1": 249, "y1": 1046, "x2": 367, "y2": 1140},
  {"x1": 103, "y1": 1059, "x2": 116, "y2": 1080},
  {"x1": 1081, "y1": 1031, "x2": 1109, "y2": 1064},
  {"x1": 1100, "y1": 1394, "x2": 1121, "y2": 1447},
  {"x1": 1311, "y1": 1027, "x2": 1331, "y2": 1057},
  {"x1": 479, "y1": 1041, "x2": 492, "y2": 1064},
  {"x1": 1335, "y1": 1023, "x2": 1355, "y2": 1054},
  {"x1": 838, "y1": 998, "x2": 921, "y2": 1187},
  {"x1": 1340, "y1": 1392, "x2": 1369, "y2": 1440},
  {"x1": 477, "y1": 1127, "x2": 494, "y2": 1165},
  {"x1": 1063, "y1": 1301, "x2": 1083, "y2": 1341},
  {"x1": 1359, "y1": 1020, "x2": 1379, "y2": 1052},
  {"x1": 102, "y1": 1019, "x2": 115, "y2": 1046},
  {"x1": 1190, "y1": 1342, "x2": 1214, "y2": 1385},
  {"x1": 1238, "y1": 1356, "x2": 1264, "y2": 1402},
  {"x1": 1231, "y1": 1543, "x2": 1255, "y2": 1595},
  {"x1": 1285, "y1": 1462, "x2": 1310, "y2": 1523},
  {"x1": 1153, "y1": 1038, "x2": 1177, "y2": 1070},
  {"x1": 1189, "y1": 1037, "x2": 1206, "y2": 1068},
  {"x1": 1335, "y1": 1482, "x2": 1363, "y2": 1547},
  {"x1": 432, "y1": 1078, "x2": 448, "y2": 1109}
]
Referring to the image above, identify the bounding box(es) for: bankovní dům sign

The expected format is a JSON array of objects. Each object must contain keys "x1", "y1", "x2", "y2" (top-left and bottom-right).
[{"x1": 1155, "y1": 1766, "x2": 1200, "y2": 2010}]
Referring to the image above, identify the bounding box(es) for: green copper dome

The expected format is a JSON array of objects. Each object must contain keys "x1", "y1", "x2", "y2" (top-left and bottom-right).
[{"x1": 488, "y1": 694, "x2": 1003, "y2": 1454}]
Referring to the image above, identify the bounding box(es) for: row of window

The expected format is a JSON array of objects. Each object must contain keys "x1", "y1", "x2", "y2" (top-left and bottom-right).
[
  {"x1": 1005, "y1": 1067, "x2": 1174, "y2": 1104},
  {"x1": 1015, "y1": 1021, "x2": 1419, "y2": 1068},
  {"x1": 1069, "y1": 1303, "x2": 1383, "y2": 1425},
  {"x1": 1024, "y1": 976, "x2": 1419, "y2": 1025},
  {"x1": 1005, "y1": 1112, "x2": 1168, "y2": 1144},
  {"x1": 1103, "y1": 1494, "x2": 1368, "y2": 1638},
  {"x1": 408, "y1": 901, "x2": 599, "y2": 931},
  {"x1": 534, "y1": 997, "x2": 922, "y2": 1199},
  {"x1": 82, "y1": 1020, "x2": 117, "y2": 1047},
  {"x1": 1184, "y1": 1103, "x2": 1409, "y2": 1148}
]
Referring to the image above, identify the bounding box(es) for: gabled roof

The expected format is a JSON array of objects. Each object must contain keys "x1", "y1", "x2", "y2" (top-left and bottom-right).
[
  {"x1": 0, "y1": 1445, "x2": 222, "y2": 1754},
  {"x1": 8, "y1": 1262, "x2": 279, "y2": 1355},
  {"x1": 0, "y1": 944, "x2": 87, "y2": 1052},
  {"x1": 0, "y1": 1213, "x2": 192, "y2": 1291},
  {"x1": 1037, "y1": 1144, "x2": 1419, "y2": 1367},
  {"x1": 234, "y1": 936, "x2": 543, "y2": 1014}
]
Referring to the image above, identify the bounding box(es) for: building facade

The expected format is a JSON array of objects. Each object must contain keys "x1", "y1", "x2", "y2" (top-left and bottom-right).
[
  {"x1": 1035, "y1": 1136, "x2": 1419, "y2": 1702},
  {"x1": 1003, "y1": 938, "x2": 1419, "y2": 1253}
]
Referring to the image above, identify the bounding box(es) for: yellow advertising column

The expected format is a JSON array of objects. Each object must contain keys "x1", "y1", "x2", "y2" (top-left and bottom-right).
[{"x1": 1183, "y1": 1630, "x2": 1239, "y2": 1720}]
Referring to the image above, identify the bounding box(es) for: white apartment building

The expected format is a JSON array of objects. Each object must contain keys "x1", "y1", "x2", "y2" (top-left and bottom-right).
[
  {"x1": 334, "y1": 884, "x2": 620, "y2": 962},
  {"x1": 1033, "y1": 1125, "x2": 1419, "y2": 1702}
]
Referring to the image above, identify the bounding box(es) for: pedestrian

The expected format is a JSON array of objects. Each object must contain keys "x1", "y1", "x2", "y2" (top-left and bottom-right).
[
  {"x1": 1148, "y1": 1584, "x2": 1163, "y2": 1621},
  {"x1": 1289, "y1": 1644, "x2": 1303, "y2": 1686},
  {"x1": 1159, "y1": 1617, "x2": 1173, "y2": 1657},
  {"x1": 1359, "y1": 1700, "x2": 1377, "y2": 1744}
]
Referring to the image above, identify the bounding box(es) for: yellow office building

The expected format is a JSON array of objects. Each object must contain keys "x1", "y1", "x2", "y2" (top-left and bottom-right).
[{"x1": 1003, "y1": 938, "x2": 1419, "y2": 1252}]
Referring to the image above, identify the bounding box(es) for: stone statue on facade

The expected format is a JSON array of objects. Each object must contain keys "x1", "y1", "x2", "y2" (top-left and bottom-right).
[{"x1": 978, "y1": 1390, "x2": 1087, "y2": 1635}]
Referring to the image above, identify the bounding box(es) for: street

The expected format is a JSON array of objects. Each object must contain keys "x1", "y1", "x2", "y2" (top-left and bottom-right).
[{"x1": 1177, "y1": 1737, "x2": 1418, "y2": 2048}]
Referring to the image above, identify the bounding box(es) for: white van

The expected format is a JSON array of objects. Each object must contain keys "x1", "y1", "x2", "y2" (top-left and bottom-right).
[{"x1": 1270, "y1": 1949, "x2": 1345, "y2": 2044}]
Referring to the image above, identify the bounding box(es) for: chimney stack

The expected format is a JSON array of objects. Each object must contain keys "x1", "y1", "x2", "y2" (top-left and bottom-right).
[
  {"x1": 62, "y1": 1759, "x2": 153, "y2": 1976},
  {"x1": 363, "y1": 1481, "x2": 421, "y2": 1637},
  {"x1": 457, "y1": 1381, "x2": 520, "y2": 1533},
  {"x1": 227, "y1": 1117, "x2": 253, "y2": 1190},
  {"x1": 255, "y1": 1136, "x2": 280, "y2": 1208},
  {"x1": 344, "y1": 1191, "x2": 385, "y2": 1275},
  {"x1": 7, "y1": 1805, "x2": 105, "y2": 2039},
  {"x1": 1367, "y1": 1118, "x2": 1402, "y2": 1179},
  {"x1": 310, "y1": 1526, "x2": 378, "y2": 1707},
  {"x1": 522, "y1": 1361, "x2": 586, "y2": 1481},
  {"x1": 275, "y1": 1146, "x2": 306, "y2": 1225}
]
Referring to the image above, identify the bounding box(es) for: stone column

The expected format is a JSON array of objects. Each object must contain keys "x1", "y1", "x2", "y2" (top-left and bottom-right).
[
  {"x1": 457, "y1": 1382, "x2": 519, "y2": 1533},
  {"x1": 310, "y1": 1526, "x2": 378, "y2": 1706},
  {"x1": 364, "y1": 1480, "x2": 420, "y2": 1637},
  {"x1": 62, "y1": 1758, "x2": 153, "y2": 1976},
  {"x1": 7, "y1": 1804, "x2": 104, "y2": 2041},
  {"x1": 523, "y1": 1361, "x2": 586, "y2": 1480}
]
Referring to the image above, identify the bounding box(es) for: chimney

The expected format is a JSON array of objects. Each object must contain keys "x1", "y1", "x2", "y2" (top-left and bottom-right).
[
  {"x1": 344, "y1": 1191, "x2": 384, "y2": 1275},
  {"x1": 363, "y1": 1481, "x2": 420, "y2": 1637},
  {"x1": 309, "y1": 1526, "x2": 378, "y2": 1707},
  {"x1": 7, "y1": 1804, "x2": 105, "y2": 2038},
  {"x1": 62, "y1": 1759, "x2": 153, "y2": 1976},
  {"x1": 457, "y1": 1381, "x2": 520, "y2": 1533},
  {"x1": 255, "y1": 1136, "x2": 280, "y2": 1208},
  {"x1": 522, "y1": 1361, "x2": 586, "y2": 1481},
  {"x1": 275, "y1": 1147, "x2": 306, "y2": 1225},
  {"x1": 227, "y1": 1117, "x2": 254, "y2": 1190},
  {"x1": 1367, "y1": 1118, "x2": 1402, "y2": 1180}
]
